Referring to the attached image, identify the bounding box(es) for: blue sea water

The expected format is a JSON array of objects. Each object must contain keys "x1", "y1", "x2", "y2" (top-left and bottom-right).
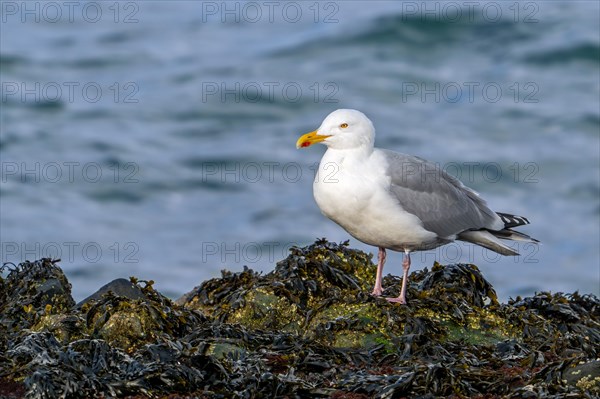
[{"x1": 1, "y1": 1, "x2": 599, "y2": 301}]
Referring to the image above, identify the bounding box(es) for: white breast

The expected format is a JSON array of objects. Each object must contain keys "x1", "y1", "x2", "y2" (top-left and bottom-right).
[{"x1": 313, "y1": 148, "x2": 438, "y2": 251}]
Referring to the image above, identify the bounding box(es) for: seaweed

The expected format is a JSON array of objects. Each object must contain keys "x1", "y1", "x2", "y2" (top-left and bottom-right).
[{"x1": 1, "y1": 241, "x2": 599, "y2": 398}]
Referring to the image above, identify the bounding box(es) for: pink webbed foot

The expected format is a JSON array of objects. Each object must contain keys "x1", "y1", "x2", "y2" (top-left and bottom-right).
[{"x1": 385, "y1": 296, "x2": 407, "y2": 304}]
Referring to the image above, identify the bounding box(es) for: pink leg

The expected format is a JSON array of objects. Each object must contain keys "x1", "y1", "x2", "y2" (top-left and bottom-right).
[
  {"x1": 386, "y1": 250, "x2": 411, "y2": 304},
  {"x1": 371, "y1": 247, "x2": 386, "y2": 296}
]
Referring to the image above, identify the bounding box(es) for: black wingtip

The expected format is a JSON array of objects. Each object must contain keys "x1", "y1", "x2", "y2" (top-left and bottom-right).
[{"x1": 497, "y1": 212, "x2": 531, "y2": 228}]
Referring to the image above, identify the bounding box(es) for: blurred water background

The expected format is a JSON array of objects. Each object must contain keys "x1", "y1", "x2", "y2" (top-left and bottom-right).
[{"x1": 1, "y1": 1, "x2": 599, "y2": 301}]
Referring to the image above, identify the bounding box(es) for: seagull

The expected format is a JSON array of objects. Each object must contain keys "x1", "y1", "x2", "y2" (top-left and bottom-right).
[{"x1": 296, "y1": 109, "x2": 538, "y2": 304}]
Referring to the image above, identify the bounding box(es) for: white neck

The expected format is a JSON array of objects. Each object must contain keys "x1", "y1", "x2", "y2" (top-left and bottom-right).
[{"x1": 324, "y1": 144, "x2": 374, "y2": 160}]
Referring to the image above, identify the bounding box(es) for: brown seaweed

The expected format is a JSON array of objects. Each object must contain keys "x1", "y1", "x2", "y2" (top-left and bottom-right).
[{"x1": 1, "y1": 241, "x2": 599, "y2": 398}]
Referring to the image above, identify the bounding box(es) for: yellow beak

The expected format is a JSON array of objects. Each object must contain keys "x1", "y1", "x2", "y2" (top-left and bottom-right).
[{"x1": 296, "y1": 130, "x2": 330, "y2": 149}]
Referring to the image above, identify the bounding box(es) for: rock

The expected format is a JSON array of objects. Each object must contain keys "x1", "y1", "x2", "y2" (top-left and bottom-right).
[
  {"x1": 564, "y1": 360, "x2": 600, "y2": 393},
  {"x1": 76, "y1": 277, "x2": 146, "y2": 308},
  {"x1": 82, "y1": 279, "x2": 207, "y2": 352},
  {"x1": 31, "y1": 313, "x2": 83, "y2": 343},
  {"x1": 180, "y1": 242, "x2": 512, "y2": 349},
  {"x1": 1, "y1": 240, "x2": 599, "y2": 398}
]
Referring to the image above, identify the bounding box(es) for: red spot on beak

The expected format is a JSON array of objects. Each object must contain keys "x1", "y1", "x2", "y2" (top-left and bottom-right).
[{"x1": 301, "y1": 141, "x2": 310, "y2": 148}]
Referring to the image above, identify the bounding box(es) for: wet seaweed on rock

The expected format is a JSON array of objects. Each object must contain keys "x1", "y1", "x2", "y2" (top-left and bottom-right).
[
  {"x1": 0, "y1": 259, "x2": 75, "y2": 331},
  {"x1": 82, "y1": 278, "x2": 208, "y2": 353},
  {"x1": 1, "y1": 241, "x2": 599, "y2": 398}
]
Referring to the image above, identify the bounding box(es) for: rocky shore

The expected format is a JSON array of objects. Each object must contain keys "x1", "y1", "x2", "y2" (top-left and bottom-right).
[{"x1": 1, "y1": 239, "x2": 598, "y2": 398}]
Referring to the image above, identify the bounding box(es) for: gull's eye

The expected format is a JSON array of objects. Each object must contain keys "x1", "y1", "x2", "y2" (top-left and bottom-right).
[{"x1": 340, "y1": 123, "x2": 348, "y2": 129}]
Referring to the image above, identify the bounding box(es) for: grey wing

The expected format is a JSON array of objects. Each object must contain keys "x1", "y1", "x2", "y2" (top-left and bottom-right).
[{"x1": 381, "y1": 150, "x2": 503, "y2": 238}]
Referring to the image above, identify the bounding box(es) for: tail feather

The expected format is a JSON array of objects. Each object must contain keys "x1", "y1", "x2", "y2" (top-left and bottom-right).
[
  {"x1": 458, "y1": 230, "x2": 520, "y2": 256},
  {"x1": 458, "y1": 213, "x2": 539, "y2": 256},
  {"x1": 493, "y1": 228, "x2": 540, "y2": 243}
]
